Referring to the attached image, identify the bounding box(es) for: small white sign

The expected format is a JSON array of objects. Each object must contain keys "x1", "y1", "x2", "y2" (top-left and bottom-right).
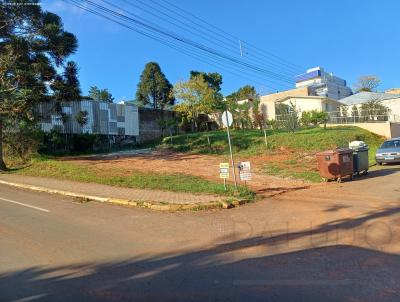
[
  {"x1": 222, "y1": 111, "x2": 233, "y2": 127},
  {"x1": 238, "y1": 161, "x2": 252, "y2": 181},
  {"x1": 219, "y1": 163, "x2": 230, "y2": 179}
]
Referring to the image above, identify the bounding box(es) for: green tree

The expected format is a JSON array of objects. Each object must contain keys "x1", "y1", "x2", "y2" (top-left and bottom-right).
[
  {"x1": 252, "y1": 97, "x2": 265, "y2": 129},
  {"x1": 88, "y1": 86, "x2": 114, "y2": 103},
  {"x1": 310, "y1": 110, "x2": 329, "y2": 128},
  {"x1": 301, "y1": 110, "x2": 329, "y2": 128},
  {"x1": 227, "y1": 85, "x2": 257, "y2": 102},
  {"x1": 275, "y1": 102, "x2": 299, "y2": 132},
  {"x1": 157, "y1": 118, "x2": 178, "y2": 140},
  {"x1": 190, "y1": 71, "x2": 224, "y2": 112},
  {"x1": 0, "y1": 0, "x2": 79, "y2": 170},
  {"x1": 301, "y1": 111, "x2": 312, "y2": 126},
  {"x1": 190, "y1": 71, "x2": 223, "y2": 92},
  {"x1": 174, "y1": 75, "x2": 217, "y2": 131},
  {"x1": 224, "y1": 97, "x2": 240, "y2": 128},
  {"x1": 75, "y1": 110, "x2": 89, "y2": 127},
  {"x1": 135, "y1": 62, "x2": 174, "y2": 110},
  {"x1": 234, "y1": 102, "x2": 251, "y2": 129},
  {"x1": 3, "y1": 119, "x2": 43, "y2": 162},
  {"x1": 51, "y1": 61, "x2": 81, "y2": 122},
  {"x1": 225, "y1": 85, "x2": 258, "y2": 129}
]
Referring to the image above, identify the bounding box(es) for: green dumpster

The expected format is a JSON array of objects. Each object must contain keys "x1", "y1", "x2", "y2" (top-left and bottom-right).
[{"x1": 349, "y1": 141, "x2": 369, "y2": 176}]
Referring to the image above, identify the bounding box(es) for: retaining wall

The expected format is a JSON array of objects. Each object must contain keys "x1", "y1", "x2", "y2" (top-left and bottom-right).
[{"x1": 326, "y1": 122, "x2": 400, "y2": 138}]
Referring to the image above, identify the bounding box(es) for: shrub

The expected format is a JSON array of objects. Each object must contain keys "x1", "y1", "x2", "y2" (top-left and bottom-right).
[
  {"x1": 3, "y1": 120, "x2": 44, "y2": 164},
  {"x1": 301, "y1": 110, "x2": 329, "y2": 128}
]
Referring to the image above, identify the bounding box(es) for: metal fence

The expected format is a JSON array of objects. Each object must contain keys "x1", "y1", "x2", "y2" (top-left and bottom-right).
[
  {"x1": 326, "y1": 109, "x2": 399, "y2": 124},
  {"x1": 275, "y1": 109, "x2": 400, "y2": 124}
]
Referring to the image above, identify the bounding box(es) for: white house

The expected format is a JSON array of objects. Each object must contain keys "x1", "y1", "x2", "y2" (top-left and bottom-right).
[
  {"x1": 277, "y1": 95, "x2": 341, "y2": 113},
  {"x1": 339, "y1": 91, "x2": 400, "y2": 120}
]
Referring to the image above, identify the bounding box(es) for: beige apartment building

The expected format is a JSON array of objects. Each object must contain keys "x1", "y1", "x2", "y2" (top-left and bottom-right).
[
  {"x1": 260, "y1": 67, "x2": 352, "y2": 120},
  {"x1": 260, "y1": 86, "x2": 310, "y2": 119},
  {"x1": 385, "y1": 88, "x2": 400, "y2": 95}
]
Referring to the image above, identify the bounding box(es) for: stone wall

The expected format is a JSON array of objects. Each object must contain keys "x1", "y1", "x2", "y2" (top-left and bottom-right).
[{"x1": 138, "y1": 108, "x2": 179, "y2": 143}]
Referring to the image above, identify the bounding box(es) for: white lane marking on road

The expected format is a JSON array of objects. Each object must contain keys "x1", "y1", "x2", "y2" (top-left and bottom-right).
[
  {"x1": 0, "y1": 197, "x2": 50, "y2": 213},
  {"x1": 13, "y1": 293, "x2": 48, "y2": 302},
  {"x1": 13, "y1": 294, "x2": 47, "y2": 302}
]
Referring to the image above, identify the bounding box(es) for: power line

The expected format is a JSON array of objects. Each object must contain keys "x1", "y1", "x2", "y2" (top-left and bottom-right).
[
  {"x1": 89, "y1": 0, "x2": 298, "y2": 88},
  {"x1": 64, "y1": 0, "x2": 300, "y2": 91},
  {"x1": 155, "y1": 0, "x2": 305, "y2": 73},
  {"x1": 122, "y1": 0, "x2": 300, "y2": 78},
  {"x1": 64, "y1": 0, "x2": 283, "y2": 91},
  {"x1": 86, "y1": 0, "x2": 294, "y2": 84}
]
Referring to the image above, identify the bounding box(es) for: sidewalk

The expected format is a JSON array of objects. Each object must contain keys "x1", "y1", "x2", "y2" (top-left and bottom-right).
[{"x1": 0, "y1": 174, "x2": 223, "y2": 206}]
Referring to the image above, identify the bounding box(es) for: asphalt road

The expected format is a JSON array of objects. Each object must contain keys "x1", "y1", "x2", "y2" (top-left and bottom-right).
[{"x1": 1, "y1": 166, "x2": 400, "y2": 302}]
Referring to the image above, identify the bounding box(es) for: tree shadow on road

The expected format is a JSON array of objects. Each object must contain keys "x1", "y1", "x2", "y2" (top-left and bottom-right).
[
  {"x1": 1, "y1": 246, "x2": 398, "y2": 302},
  {"x1": 351, "y1": 165, "x2": 400, "y2": 181},
  {"x1": 1, "y1": 206, "x2": 400, "y2": 302}
]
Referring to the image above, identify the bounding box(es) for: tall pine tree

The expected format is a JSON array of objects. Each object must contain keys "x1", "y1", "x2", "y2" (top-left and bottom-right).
[
  {"x1": 0, "y1": 0, "x2": 80, "y2": 170},
  {"x1": 135, "y1": 62, "x2": 174, "y2": 110}
]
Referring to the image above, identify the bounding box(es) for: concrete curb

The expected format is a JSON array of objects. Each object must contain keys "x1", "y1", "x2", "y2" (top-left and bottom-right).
[{"x1": 0, "y1": 179, "x2": 225, "y2": 211}]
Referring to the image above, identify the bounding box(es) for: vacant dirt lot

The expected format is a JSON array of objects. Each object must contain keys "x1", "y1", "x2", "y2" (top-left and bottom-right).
[
  {"x1": 64, "y1": 148, "x2": 399, "y2": 199},
  {"x1": 64, "y1": 149, "x2": 311, "y2": 197}
]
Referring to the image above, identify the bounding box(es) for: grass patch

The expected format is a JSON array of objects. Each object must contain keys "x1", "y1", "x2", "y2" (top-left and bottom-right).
[
  {"x1": 164, "y1": 126, "x2": 384, "y2": 157},
  {"x1": 263, "y1": 163, "x2": 322, "y2": 183},
  {"x1": 163, "y1": 129, "x2": 274, "y2": 155},
  {"x1": 12, "y1": 157, "x2": 254, "y2": 200},
  {"x1": 164, "y1": 126, "x2": 385, "y2": 183},
  {"x1": 264, "y1": 126, "x2": 384, "y2": 155}
]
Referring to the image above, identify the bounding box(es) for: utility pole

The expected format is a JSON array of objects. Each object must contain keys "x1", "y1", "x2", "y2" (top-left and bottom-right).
[
  {"x1": 239, "y1": 40, "x2": 244, "y2": 57},
  {"x1": 224, "y1": 111, "x2": 238, "y2": 189}
]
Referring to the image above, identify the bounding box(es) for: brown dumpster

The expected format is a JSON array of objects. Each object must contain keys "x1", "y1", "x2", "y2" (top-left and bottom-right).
[{"x1": 316, "y1": 148, "x2": 354, "y2": 182}]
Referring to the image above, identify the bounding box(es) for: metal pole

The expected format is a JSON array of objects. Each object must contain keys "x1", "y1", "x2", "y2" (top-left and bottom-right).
[
  {"x1": 263, "y1": 128, "x2": 268, "y2": 148},
  {"x1": 225, "y1": 113, "x2": 238, "y2": 189}
]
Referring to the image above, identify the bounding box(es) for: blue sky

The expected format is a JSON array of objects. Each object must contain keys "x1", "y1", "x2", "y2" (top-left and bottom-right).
[{"x1": 42, "y1": 0, "x2": 400, "y2": 101}]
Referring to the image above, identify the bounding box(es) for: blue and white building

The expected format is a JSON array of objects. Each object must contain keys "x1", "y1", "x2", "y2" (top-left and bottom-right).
[{"x1": 295, "y1": 67, "x2": 353, "y2": 100}]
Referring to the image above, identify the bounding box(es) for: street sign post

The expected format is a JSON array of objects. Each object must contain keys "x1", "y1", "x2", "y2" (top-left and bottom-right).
[
  {"x1": 221, "y1": 111, "x2": 233, "y2": 127},
  {"x1": 219, "y1": 163, "x2": 230, "y2": 178},
  {"x1": 219, "y1": 162, "x2": 229, "y2": 190},
  {"x1": 222, "y1": 111, "x2": 237, "y2": 189},
  {"x1": 238, "y1": 161, "x2": 252, "y2": 186}
]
